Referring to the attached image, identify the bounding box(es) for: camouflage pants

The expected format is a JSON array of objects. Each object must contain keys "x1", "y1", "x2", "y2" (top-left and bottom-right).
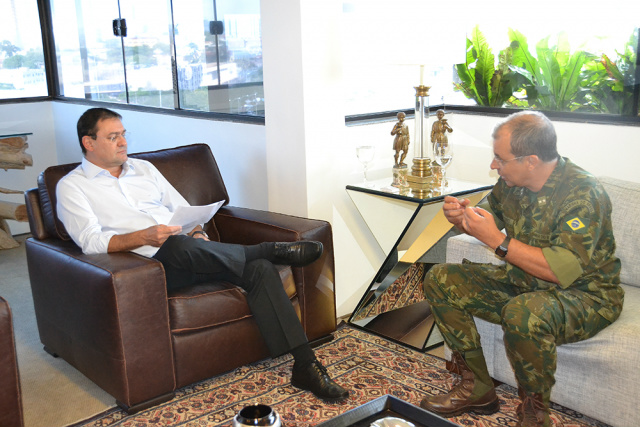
[{"x1": 423, "y1": 262, "x2": 616, "y2": 397}]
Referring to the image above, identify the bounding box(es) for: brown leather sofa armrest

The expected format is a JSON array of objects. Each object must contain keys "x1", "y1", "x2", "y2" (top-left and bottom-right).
[
  {"x1": 25, "y1": 188, "x2": 48, "y2": 240},
  {"x1": 0, "y1": 297, "x2": 24, "y2": 427},
  {"x1": 25, "y1": 238, "x2": 176, "y2": 408},
  {"x1": 215, "y1": 206, "x2": 337, "y2": 340}
]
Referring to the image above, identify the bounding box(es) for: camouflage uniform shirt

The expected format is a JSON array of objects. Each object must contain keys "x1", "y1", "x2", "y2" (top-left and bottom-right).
[{"x1": 480, "y1": 157, "x2": 623, "y2": 321}]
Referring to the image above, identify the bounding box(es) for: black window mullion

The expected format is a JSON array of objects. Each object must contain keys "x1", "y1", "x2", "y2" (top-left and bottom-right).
[
  {"x1": 115, "y1": 1, "x2": 129, "y2": 104},
  {"x1": 37, "y1": 0, "x2": 58, "y2": 98},
  {"x1": 632, "y1": 28, "x2": 640, "y2": 118},
  {"x1": 212, "y1": 0, "x2": 221, "y2": 87},
  {"x1": 167, "y1": 0, "x2": 180, "y2": 109}
]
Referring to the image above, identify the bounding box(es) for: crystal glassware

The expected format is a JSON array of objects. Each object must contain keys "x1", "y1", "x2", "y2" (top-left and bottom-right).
[
  {"x1": 433, "y1": 142, "x2": 452, "y2": 191},
  {"x1": 356, "y1": 145, "x2": 375, "y2": 188}
]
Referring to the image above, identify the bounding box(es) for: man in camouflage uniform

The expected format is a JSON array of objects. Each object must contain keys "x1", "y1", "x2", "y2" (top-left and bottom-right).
[{"x1": 420, "y1": 111, "x2": 623, "y2": 427}]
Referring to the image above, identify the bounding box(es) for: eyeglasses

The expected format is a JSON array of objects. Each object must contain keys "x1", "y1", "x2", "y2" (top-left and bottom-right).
[
  {"x1": 493, "y1": 154, "x2": 528, "y2": 167},
  {"x1": 90, "y1": 131, "x2": 128, "y2": 143}
]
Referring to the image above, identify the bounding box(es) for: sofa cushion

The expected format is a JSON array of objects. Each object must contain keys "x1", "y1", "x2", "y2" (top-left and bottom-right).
[
  {"x1": 599, "y1": 177, "x2": 640, "y2": 288},
  {"x1": 446, "y1": 232, "x2": 504, "y2": 266},
  {"x1": 132, "y1": 144, "x2": 230, "y2": 209},
  {"x1": 168, "y1": 265, "x2": 297, "y2": 333}
]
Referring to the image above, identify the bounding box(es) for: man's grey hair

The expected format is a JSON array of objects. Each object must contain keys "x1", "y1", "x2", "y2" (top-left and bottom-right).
[{"x1": 492, "y1": 111, "x2": 559, "y2": 162}]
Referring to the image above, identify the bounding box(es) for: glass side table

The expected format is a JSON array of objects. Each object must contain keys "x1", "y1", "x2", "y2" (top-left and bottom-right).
[{"x1": 346, "y1": 177, "x2": 493, "y2": 351}]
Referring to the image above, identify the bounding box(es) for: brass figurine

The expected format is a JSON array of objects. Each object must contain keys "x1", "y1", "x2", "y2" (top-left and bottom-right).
[
  {"x1": 391, "y1": 112, "x2": 410, "y2": 167},
  {"x1": 431, "y1": 110, "x2": 452, "y2": 191},
  {"x1": 431, "y1": 109, "x2": 453, "y2": 151}
]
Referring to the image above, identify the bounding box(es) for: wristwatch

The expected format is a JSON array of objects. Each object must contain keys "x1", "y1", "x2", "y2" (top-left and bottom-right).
[
  {"x1": 495, "y1": 235, "x2": 511, "y2": 258},
  {"x1": 191, "y1": 230, "x2": 209, "y2": 239}
]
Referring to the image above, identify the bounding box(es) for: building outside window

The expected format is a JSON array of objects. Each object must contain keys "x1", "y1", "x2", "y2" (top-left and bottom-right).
[
  {"x1": 50, "y1": 0, "x2": 263, "y2": 115},
  {"x1": 173, "y1": 0, "x2": 263, "y2": 115},
  {"x1": 0, "y1": 0, "x2": 48, "y2": 100}
]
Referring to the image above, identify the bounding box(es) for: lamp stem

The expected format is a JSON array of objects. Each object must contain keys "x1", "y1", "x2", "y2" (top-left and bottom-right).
[{"x1": 407, "y1": 83, "x2": 433, "y2": 198}]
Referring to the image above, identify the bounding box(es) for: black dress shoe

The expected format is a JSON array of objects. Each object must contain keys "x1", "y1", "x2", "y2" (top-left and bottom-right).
[
  {"x1": 272, "y1": 241, "x2": 323, "y2": 267},
  {"x1": 291, "y1": 360, "x2": 349, "y2": 403}
]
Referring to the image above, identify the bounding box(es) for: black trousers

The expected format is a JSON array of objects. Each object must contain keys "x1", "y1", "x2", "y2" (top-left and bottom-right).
[{"x1": 153, "y1": 235, "x2": 308, "y2": 357}]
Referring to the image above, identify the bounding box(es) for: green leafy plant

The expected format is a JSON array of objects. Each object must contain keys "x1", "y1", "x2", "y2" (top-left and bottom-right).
[
  {"x1": 454, "y1": 26, "x2": 528, "y2": 107},
  {"x1": 511, "y1": 29, "x2": 639, "y2": 114},
  {"x1": 577, "y1": 30, "x2": 638, "y2": 114},
  {"x1": 455, "y1": 27, "x2": 640, "y2": 114},
  {"x1": 508, "y1": 31, "x2": 596, "y2": 111}
]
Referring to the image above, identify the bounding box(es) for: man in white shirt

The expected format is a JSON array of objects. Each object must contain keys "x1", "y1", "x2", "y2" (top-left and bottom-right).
[{"x1": 56, "y1": 107, "x2": 349, "y2": 403}]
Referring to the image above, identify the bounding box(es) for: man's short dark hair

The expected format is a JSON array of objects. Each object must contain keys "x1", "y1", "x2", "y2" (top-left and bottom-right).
[
  {"x1": 77, "y1": 108, "x2": 122, "y2": 154},
  {"x1": 492, "y1": 111, "x2": 559, "y2": 162}
]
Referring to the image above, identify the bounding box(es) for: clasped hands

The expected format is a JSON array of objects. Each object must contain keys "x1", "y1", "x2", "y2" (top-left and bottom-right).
[{"x1": 443, "y1": 195, "x2": 505, "y2": 250}]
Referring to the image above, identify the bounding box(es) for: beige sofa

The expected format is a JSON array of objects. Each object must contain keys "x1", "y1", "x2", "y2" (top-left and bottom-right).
[{"x1": 444, "y1": 176, "x2": 640, "y2": 427}]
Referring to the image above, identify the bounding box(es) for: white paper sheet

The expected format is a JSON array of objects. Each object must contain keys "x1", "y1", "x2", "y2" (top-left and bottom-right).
[{"x1": 168, "y1": 200, "x2": 225, "y2": 231}]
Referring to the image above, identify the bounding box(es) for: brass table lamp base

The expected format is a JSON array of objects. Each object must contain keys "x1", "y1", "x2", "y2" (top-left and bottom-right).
[{"x1": 406, "y1": 157, "x2": 433, "y2": 198}]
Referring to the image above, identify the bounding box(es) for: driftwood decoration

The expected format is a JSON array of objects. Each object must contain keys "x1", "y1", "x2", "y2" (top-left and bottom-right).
[
  {"x1": 1, "y1": 136, "x2": 33, "y2": 170},
  {"x1": 1, "y1": 134, "x2": 33, "y2": 249}
]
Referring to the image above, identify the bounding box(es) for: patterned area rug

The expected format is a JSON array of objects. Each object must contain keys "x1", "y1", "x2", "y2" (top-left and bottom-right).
[
  {"x1": 352, "y1": 263, "x2": 426, "y2": 322},
  {"x1": 73, "y1": 324, "x2": 609, "y2": 427}
]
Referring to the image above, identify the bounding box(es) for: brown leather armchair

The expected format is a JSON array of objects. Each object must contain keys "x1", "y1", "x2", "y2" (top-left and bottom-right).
[
  {"x1": 0, "y1": 296, "x2": 24, "y2": 427},
  {"x1": 24, "y1": 143, "x2": 337, "y2": 414}
]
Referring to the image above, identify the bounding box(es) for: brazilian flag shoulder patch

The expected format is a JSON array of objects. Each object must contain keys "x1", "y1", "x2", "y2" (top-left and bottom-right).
[{"x1": 565, "y1": 217, "x2": 588, "y2": 232}]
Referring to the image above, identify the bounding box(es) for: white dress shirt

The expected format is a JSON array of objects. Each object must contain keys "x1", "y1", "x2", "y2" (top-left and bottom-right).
[{"x1": 56, "y1": 157, "x2": 190, "y2": 257}]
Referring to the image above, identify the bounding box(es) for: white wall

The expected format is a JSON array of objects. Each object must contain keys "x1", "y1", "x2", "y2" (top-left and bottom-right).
[{"x1": 261, "y1": 0, "x2": 346, "y2": 224}]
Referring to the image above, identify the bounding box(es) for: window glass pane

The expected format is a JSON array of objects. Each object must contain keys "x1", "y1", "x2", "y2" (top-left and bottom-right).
[
  {"x1": 0, "y1": 0, "x2": 47, "y2": 99},
  {"x1": 52, "y1": 0, "x2": 126, "y2": 102},
  {"x1": 119, "y1": 0, "x2": 174, "y2": 108},
  {"x1": 343, "y1": 0, "x2": 639, "y2": 117},
  {"x1": 217, "y1": 0, "x2": 263, "y2": 115},
  {"x1": 172, "y1": 0, "x2": 209, "y2": 111},
  {"x1": 173, "y1": 0, "x2": 263, "y2": 115},
  {"x1": 342, "y1": 1, "x2": 470, "y2": 116}
]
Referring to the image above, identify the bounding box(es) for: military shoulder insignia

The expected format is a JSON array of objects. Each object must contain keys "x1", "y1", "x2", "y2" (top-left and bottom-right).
[{"x1": 566, "y1": 217, "x2": 586, "y2": 231}]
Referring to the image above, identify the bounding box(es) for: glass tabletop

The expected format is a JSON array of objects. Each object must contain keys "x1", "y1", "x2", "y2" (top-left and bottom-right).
[
  {"x1": 0, "y1": 131, "x2": 33, "y2": 138},
  {"x1": 347, "y1": 177, "x2": 493, "y2": 203}
]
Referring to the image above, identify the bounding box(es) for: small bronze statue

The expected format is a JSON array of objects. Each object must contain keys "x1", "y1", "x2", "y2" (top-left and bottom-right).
[
  {"x1": 431, "y1": 109, "x2": 453, "y2": 189},
  {"x1": 391, "y1": 112, "x2": 410, "y2": 167},
  {"x1": 431, "y1": 109, "x2": 453, "y2": 152}
]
